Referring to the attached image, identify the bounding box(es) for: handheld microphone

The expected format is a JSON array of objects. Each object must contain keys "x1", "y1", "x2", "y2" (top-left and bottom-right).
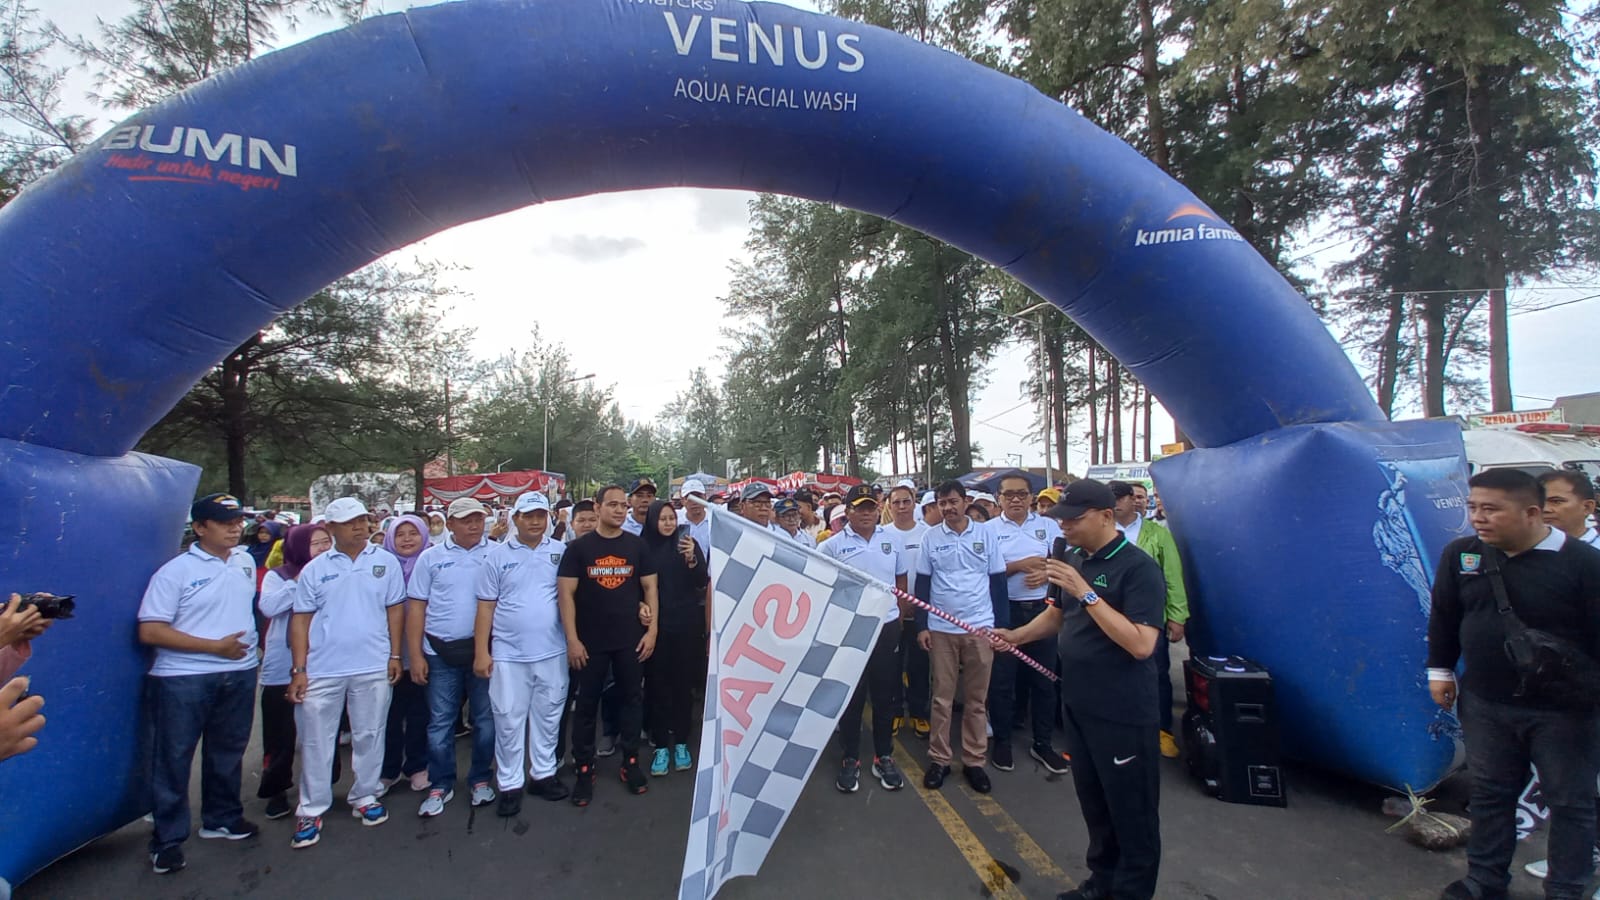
[{"x1": 1047, "y1": 537, "x2": 1069, "y2": 605}]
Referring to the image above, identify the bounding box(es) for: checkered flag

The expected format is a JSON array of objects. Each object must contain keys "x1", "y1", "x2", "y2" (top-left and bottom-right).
[{"x1": 678, "y1": 508, "x2": 896, "y2": 900}]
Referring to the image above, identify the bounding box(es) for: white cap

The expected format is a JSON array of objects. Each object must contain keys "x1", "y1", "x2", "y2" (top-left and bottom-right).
[
  {"x1": 828, "y1": 505, "x2": 847, "y2": 524},
  {"x1": 512, "y1": 492, "x2": 551, "y2": 515},
  {"x1": 896, "y1": 478, "x2": 917, "y2": 491},
  {"x1": 920, "y1": 491, "x2": 937, "y2": 508},
  {"x1": 323, "y1": 497, "x2": 369, "y2": 523},
  {"x1": 447, "y1": 497, "x2": 489, "y2": 519},
  {"x1": 971, "y1": 491, "x2": 996, "y2": 505},
  {"x1": 682, "y1": 478, "x2": 707, "y2": 497}
]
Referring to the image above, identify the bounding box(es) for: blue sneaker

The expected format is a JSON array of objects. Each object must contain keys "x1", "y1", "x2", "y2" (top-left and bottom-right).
[
  {"x1": 673, "y1": 744, "x2": 692, "y2": 772},
  {"x1": 352, "y1": 802, "x2": 388, "y2": 826},
  {"x1": 650, "y1": 747, "x2": 670, "y2": 776},
  {"x1": 290, "y1": 816, "x2": 321, "y2": 849}
]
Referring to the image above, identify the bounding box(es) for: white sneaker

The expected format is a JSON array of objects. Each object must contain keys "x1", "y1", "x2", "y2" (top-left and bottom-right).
[
  {"x1": 408, "y1": 771, "x2": 432, "y2": 792},
  {"x1": 469, "y1": 782, "x2": 496, "y2": 807},
  {"x1": 417, "y1": 788, "x2": 452, "y2": 817},
  {"x1": 1524, "y1": 858, "x2": 1547, "y2": 879}
]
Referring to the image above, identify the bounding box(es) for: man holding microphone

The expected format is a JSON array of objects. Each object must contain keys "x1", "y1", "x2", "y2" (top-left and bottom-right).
[{"x1": 992, "y1": 479, "x2": 1166, "y2": 900}]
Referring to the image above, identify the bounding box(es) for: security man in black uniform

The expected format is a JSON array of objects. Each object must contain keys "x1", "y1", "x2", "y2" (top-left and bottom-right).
[{"x1": 992, "y1": 479, "x2": 1165, "y2": 900}]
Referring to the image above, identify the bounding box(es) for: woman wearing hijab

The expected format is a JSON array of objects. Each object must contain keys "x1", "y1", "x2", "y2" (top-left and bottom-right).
[
  {"x1": 248, "y1": 521, "x2": 284, "y2": 591},
  {"x1": 426, "y1": 511, "x2": 447, "y2": 539},
  {"x1": 640, "y1": 499, "x2": 709, "y2": 777},
  {"x1": 380, "y1": 514, "x2": 433, "y2": 793},
  {"x1": 258, "y1": 524, "x2": 333, "y2": 820}
]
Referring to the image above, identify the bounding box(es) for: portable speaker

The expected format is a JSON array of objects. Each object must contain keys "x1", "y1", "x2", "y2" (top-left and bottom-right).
[{"x1": 1182, "y1": 655, "x2": 1286, "y2": 807}]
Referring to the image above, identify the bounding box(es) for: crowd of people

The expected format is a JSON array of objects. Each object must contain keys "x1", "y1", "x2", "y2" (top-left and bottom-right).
[{"x1": 3, "y1": 460, "x2": 1591, "y2": 900}]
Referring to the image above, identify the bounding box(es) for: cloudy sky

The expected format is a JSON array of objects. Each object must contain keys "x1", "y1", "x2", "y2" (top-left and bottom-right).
[{"x1": 36, "y1": 0, "x2": 1600, "y2": 476}]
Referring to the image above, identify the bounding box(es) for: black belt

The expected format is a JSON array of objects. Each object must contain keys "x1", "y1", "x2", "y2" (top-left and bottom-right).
[{"x1": 1013, "y1": 599, "x2": 1047, "y2": 609}]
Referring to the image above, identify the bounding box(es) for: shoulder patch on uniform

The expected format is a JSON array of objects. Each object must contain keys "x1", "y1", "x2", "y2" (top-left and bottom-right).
[{"x1": 1459, "y1": 552, "x2": 1481, "y2": 573}]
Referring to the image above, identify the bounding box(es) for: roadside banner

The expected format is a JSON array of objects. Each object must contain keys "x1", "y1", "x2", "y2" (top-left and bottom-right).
[{"x1": 678, "y1": 508, "x2": 896, "y2": 900}]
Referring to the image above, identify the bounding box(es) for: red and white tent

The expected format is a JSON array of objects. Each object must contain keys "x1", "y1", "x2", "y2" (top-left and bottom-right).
[
  {"x1": 774, "y1": 471, "x2": 864, "y2": 492},
  {"x1": 422, "y1": 470, "x2": 565, "y2": 504}
]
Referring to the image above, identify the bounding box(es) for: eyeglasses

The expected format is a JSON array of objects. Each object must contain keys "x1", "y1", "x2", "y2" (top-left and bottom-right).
[{"x1": 999, "y1": 490, "x2": 1032, "y2": 500}]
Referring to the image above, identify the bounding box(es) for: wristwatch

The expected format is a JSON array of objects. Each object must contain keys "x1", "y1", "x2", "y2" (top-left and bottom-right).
[
  {"x1": 1078, "y1": 591, "x2": 1101, "y2": 607},
  {"x1": 290, "y1": 666, "x2": 306, "y2": 675}
]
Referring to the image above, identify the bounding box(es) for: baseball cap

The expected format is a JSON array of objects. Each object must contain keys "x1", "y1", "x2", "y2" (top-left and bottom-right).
[
  {"x1": 1048, "y1": 479, "x2": 1116, "y2": 520},
  {"x1": 844, "y1": 484, "x2": 878, "y2": 507},
  {"x1": 896, "y1": 478, "x2": 917, "y2": 492},
  {"x1": 512, "y1": 492, "x2": 551, "y2": 515},
  {"x1": 1037, "y1": 486, "x2": 1062, "y2": 504},
  {"x1": 447, "y1": 497, "x2": 489, "y2": 519},
  {"x1": 971, "y1": 491, "x2": 997, "y2": 505},
  {"x1": 323, "y1": 497, "x2": 370, "y2": 523},
  {"x1": 629, "y1": 478, "x2": 657, "y2": 496},
  {"x1": 774, "y1": 498, "x2": 799, "y2": 516},
  {"x1": 191, "y1": 492, "x2": 246, "y2": 524},
  {"x1": 742, "y1": 483, "x2": 773, "y2": 501},
  {"x1": 828, "y1": 505, "x2": 847, "y2": 525},
  {"x1": 919, "y1": 491, "x2": 937, "y2": 508},
  {"x1": 682, "y1": 478, "x2": 707, "y2": 497},
  {"x1": 1108, "y1": 480, "x2": 1137, "y2": 499},
  {"x1": 792, "y1": 487, "x2": 815, "y2": 506}
]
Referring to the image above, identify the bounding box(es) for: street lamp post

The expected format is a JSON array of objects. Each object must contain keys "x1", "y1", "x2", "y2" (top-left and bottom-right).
[
  {"x1": 544, "y1": 373, "x2": 596, "y2": 473},
  {"x1": 1005, "y1": 302, "x2": 1057, "y2": 487}
]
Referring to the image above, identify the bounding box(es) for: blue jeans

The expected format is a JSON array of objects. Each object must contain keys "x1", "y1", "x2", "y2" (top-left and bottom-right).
[
  {"x1": 146, "y1": 669, "x2": 256, "y2": 853},
  {"x1": 1460, "y1": 691, "x2": 1600, "y2": 899},
  {"x1": 425, "y1": 655, "x2": 494, "y2": 792}
]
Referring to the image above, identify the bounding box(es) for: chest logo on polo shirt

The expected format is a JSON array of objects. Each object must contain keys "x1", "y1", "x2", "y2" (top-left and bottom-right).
[
  {"x1": 1092, "y1": 573, "x2": 1109, "y2": 588},
  {"x1": 550, "y1": 552, "x2": 563, "y2": 565},
  {"x1": 1034, "y1": 528, "x2": 1045, "y2": 540},
  {"x1": 589, "y1": 555, "x2": 633, "y2": 589},
  {"x1": 1460, "y1": 553, "x2": 1481, "y2": 574},
  {"x1": 881, "y1": 542, "x2": 892, "y2": 554},
  {"x1": 372, "y1": 565, "x2": 387, "y2": 578},
  {"x1": 971, "y1": 541, "x2": 985, "y2": 555}
]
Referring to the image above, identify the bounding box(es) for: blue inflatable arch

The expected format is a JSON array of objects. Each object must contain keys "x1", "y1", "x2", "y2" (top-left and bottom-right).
[{"x1": 0, "y1": 0, "x2": 1472, "y2": 882}]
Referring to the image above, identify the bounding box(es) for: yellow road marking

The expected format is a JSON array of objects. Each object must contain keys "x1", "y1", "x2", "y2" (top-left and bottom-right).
[
  {"x1": 892, "y1": 740, "x2": 1028, "y2": 900},
  {"x1": 960, "y1": 782, "x2": 1074, "y2": 887}
]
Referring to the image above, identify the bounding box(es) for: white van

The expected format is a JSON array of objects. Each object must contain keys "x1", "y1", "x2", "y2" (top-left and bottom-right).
[{"x1": 1461, "y1": 423, "x2": 1600, "y2": 483}]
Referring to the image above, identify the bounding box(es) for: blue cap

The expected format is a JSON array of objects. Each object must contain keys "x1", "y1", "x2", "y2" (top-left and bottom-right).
[
  {"x1": 741, "y1": 483, "x2": 774, "y2": 502},
  {"x1": 628, "y1": 478, "x2": 657, "y2": 496},
  {"x1": 774, "y1": 498, "x2": 799, "y2": 516}
]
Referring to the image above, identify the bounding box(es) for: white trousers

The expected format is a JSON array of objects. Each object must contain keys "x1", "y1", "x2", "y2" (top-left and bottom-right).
[
  {"x1": 488, "y1": 656, "x2": 569, "y2": 789},
  {"x1": 294, "y1": 671, "x2": 391, "y2": 818}
]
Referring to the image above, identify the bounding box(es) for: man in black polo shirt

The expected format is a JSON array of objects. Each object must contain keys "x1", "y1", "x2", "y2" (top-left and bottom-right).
[
  {"x1": 1427, "y1": 468, "x2": 1600, "y2": 900},
  {"x1": 993, "y1": 479, "x2": 1165, "y2": 900}
]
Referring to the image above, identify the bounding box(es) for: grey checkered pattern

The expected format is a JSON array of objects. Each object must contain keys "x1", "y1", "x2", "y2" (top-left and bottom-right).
[{"x1": 679, "y1": 510, "x2": 895, "y2": 900}]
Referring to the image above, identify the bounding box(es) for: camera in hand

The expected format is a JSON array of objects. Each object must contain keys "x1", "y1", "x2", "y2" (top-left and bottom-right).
[{"x1": 17, "y1": 593, "x2": 75, "y2": 620}]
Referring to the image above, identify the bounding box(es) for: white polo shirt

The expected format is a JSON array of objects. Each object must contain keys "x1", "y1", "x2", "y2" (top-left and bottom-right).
[
  {"x1": 888, "y1": 521, "x2": 929, "y2": 582},
  {"x1": 778, "y1": 525, "x2": 815, "y2": 549},
  {"x1": 992, "y1": 512, "x2": 1061, "y2": 602},
  {"x1": 1582, "y1": 527, "x2": 1600, "y2": 549},
  {"x1": 294, "y1": 543, "x2": 406, "y2": 679},
  {"x1": 820, "y1": 525, "x2": 907, "y2": 622},
  {"x1": 622, "y1": 515, "x2": 645, "y2": 535},
  {"x1": 137, "y1": 543, "x2": 260, "y2": 677},
  {"x1": 408, "y1": 534, "x2": 493, "y2": 646},
  {"x1": 478, "y1": 532, "x2": 567, "y2": 664},
  {"x1": 1118, "y1": 513, "x2": 1144, "y2": 546},
  {"x1": 258, "y1": 570, "x2": 298, "y2": 685},
  {"x1": 916, "y1": 519, "x2": 1005, "y2": 634}
]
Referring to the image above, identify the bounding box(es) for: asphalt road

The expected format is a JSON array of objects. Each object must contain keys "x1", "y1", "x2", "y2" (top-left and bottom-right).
[{"x1": 16, "y1": 671, "x2": 1562, "y2": 900}]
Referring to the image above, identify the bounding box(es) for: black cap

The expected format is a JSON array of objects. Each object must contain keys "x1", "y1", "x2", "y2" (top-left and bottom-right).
[
  {"x1": 191, "y1": 492, "x2": 246, "y2": 524},
  {"x1": 793, "y1": 488, "x2": 815, "y2": 506},
  {"x1": 628, "y1": 478, "x2": 657, "y2": 496},
  {"x1": 1047, "y1": 479, "x2": 1116, "y2": 520},
  {"x1": 1108, "y1": 480, "x2": 1136, "y2": 499},
  {"x1": 843, "y1": 484, "x2": 878, "y2": 507}
]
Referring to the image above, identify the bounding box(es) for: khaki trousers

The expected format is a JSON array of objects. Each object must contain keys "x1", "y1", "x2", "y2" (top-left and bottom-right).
[{"x1": 928, "y1": 630, "x2": 994, "y2": 768}]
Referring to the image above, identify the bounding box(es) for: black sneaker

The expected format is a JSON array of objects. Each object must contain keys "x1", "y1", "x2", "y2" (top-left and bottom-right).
[
  {"x1": 1438, "y1": 880, "x2": 1507, "y2": 900},
  {"x1": 496, "y1": 790, "x2": 521, "y2": 818},
  {"x1": 1056, "y1": 881, "x2": 1112, "y2": 900},
  {"x1": 526, "y1": 775, "x2": 570, "y2": 802},
  {"x1": 620, "y1": 755, "x2": 649, "y2": 795},
  {"x1": 150, "y1": 846, "x2": 186, "y2": 874},
  {"x1": 872, "y1": 756, "x2": 905, "y2": 791},
  {"x1": 835, "y1": 758, "x2": 861, "y2": 793},
  {"x1": 923, "y1": 764, "x2": 950, "y2": 789},
  {"x1": 263, "y1": 794, "x2": 292, "y2": 820},
  {"x1": 1031, "y1": 743, "x2": 1071, "y2": 774},
  {"x1": 992, "y1": 742, "x2": 1015, "y2": 772},
  {"x1": 198, "y1": 819, "x2": 260, "y2": 841},
  {"x1": 572, "y1": 764, "x2": 596, "y2": 807},
  {"x1": 964, "y1": 765, "x2": 992, "y2": 794}
]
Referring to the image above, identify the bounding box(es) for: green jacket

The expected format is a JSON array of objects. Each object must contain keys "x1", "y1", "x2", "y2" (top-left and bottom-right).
[{"x1": 1132, "y1": 518, "x2": 1189, "y2": 624}]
